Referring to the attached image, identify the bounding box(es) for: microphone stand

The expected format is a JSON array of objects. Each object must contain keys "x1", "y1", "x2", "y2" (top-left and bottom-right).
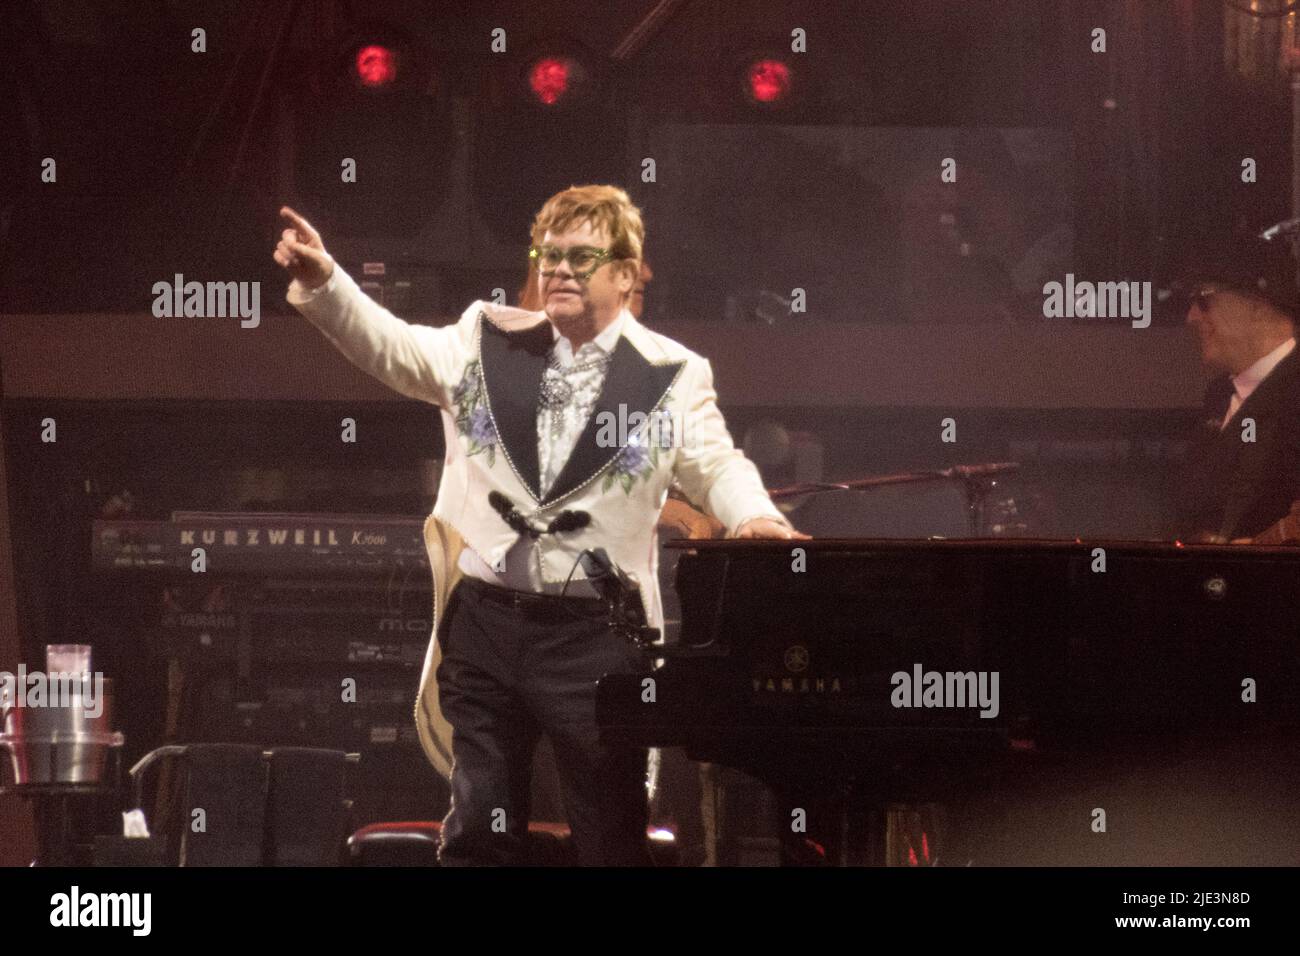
[{"x1": 766, "y1": 462, "x2": 1021, "y2": 536}]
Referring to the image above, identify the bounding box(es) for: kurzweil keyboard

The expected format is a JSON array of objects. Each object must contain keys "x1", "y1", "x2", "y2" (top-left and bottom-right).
[{"x1": 92, "y1": 512, "x2": 428, "y2": 576}]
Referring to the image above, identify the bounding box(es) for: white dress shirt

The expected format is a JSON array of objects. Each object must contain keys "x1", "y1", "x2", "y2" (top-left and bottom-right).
[
  {"x1": 457, "y1": 309, "x2": 630, "y2": 593},
  {"x1": 1220, "y1": 337, "x2": 1296, "y2": 430}
]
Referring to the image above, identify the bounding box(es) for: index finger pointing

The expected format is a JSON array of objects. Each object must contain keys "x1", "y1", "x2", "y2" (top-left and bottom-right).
[{"x1": 279, "y1": 206, "x2": 319, "y2": 244}]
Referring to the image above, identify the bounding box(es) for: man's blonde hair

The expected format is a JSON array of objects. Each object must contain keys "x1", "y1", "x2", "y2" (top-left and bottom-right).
[{"x1": 530, "y1": 184, "x2": 644, "y2": 281}]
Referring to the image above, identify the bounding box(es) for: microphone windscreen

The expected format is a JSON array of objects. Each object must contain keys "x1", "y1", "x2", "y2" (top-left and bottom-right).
[
  {"x1": 550, "y1": 510, "x2": 591, "y2": 533},
  {"x1": 585, "y1": 547, "x2": 614, "y2": 573}
]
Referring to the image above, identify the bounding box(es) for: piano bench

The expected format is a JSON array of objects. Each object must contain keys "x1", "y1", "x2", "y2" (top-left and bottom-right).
[{"x1": 347, "y1": 821, "x2": 677, "y2": 866}]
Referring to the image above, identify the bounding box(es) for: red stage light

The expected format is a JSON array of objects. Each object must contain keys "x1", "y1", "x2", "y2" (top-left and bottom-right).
[
  {"x1": 355, "y1": 44, "x2": 398, "y2": 88},
  {"x1": 529, "y1": 56, "x2": 574, "y2": 105},
  {"x1": 746, "y1": 58, "x2": 792, "y2": 104}
]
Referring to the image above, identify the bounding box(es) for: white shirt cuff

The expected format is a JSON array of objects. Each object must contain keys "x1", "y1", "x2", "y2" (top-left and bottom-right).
[{"x1": 286, "y1": 269, "x2": 339, "y2": 304}]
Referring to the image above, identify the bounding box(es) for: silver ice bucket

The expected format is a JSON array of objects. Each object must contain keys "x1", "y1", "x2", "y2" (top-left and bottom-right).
[{"x1": 0, "y1": 675, "x2": 124, "y2": 786}]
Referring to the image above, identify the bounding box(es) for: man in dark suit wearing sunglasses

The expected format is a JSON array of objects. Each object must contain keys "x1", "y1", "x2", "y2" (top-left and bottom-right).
[{"x1": 1178, "y1": 232, "x2": 1300, "y2": 542}]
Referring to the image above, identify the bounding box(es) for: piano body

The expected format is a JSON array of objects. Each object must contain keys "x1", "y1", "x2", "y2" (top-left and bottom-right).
[{"x1": 598, "y1": 538, "x2": 1300, "y2": 864}]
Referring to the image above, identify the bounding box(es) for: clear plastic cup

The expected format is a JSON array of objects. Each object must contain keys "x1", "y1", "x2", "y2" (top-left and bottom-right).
[{"x1": 46, "y1": 644, "x2": 92, "y2": 675}]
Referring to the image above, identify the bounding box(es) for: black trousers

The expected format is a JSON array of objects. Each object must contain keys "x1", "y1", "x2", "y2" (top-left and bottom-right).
[{"x1": 435, "y1": 576, "x2": 650, "y2": 866}]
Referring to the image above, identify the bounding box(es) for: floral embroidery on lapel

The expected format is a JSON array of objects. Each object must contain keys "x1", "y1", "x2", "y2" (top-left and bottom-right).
[
  {"x1": 601, "y1": 405, "x2": 674, "y2": 495},
  {"x1": 604, "y1": 441, "x2": 657, "y2": 494},
  {"x1": 452, "y1": 359, "x2": 498, "y2": 466}
]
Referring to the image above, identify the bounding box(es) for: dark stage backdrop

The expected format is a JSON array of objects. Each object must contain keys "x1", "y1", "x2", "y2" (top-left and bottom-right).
[{"x1": 641, "y1": 125, "x2": 1073, "y2": 325}]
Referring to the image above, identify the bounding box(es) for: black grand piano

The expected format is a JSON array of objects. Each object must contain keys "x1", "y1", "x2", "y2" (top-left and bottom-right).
[{"x1": 597, "y1": 538, "x2": 1300, "y2": 865}]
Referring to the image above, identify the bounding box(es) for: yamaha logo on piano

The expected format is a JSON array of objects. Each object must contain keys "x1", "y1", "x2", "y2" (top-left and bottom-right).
[{"x1": 752, "y1": 644, "x2": 843, "y2": 693}]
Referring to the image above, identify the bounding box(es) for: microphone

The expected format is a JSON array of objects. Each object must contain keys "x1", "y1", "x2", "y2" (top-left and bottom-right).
[
  {"x1": 489, "y1": 491, "x2": 535, "y2": 537},
  {"x1": 581, "y1": 547, "x2": 649, "y2": 631},
  {"x1": 547, "y1": 510, "x2": 591, "y2": 534},
  {"x1": 583, "y1": 547, "x2": 636, "y2": 592},
  {"x1": 580, "y1": 547, "x2": 614, "y2": 574},
  {"x1": 489, "y1": 491, "x2": 589, "y2": 539},
  {"x1": 580, "y1": 548, "x2": 623, "y2": 606}
]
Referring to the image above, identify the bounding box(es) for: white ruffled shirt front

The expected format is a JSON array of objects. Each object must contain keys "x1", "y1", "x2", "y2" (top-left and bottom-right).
[{"x1": 456, "y1": 310, "x2": 629, "y2": 593}]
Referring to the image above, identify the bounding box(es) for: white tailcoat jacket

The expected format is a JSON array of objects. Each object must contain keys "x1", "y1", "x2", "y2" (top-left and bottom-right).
[{"x1": 289, "y1": 267, "x2": 786, "y2": 778}]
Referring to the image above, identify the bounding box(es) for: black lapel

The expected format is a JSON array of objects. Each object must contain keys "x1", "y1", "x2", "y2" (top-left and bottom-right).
[
  {"x1": 1227, "y1": 347, "x2": 1299, "y2": 428},
  {"x1": 543, "y1": 336, "x2": 686, "y2": 506},
  {"x1": 478, "y1": 314, "x2": 552, "y2": 501},
  {"x1": 1204, "y1": 349, "x2": 1299, "y2": 537},
  {"x1": 1202, "y1": 376, "x2": 1234, "y2": 432},
  {"x1": 1182, "y1": 376, "x2": 1242, "y2": 529},
  {"x1": 1199, "y1": 381, "x2": 1242, "y2": 480},
  {"x1": 1195, "y1": 353, "x2": 1299, "y2": 469}
]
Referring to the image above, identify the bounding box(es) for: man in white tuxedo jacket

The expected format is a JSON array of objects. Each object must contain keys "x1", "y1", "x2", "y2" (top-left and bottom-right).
[{"x1": 275, "y1": 184, "x2": 804, "y2": 865}]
